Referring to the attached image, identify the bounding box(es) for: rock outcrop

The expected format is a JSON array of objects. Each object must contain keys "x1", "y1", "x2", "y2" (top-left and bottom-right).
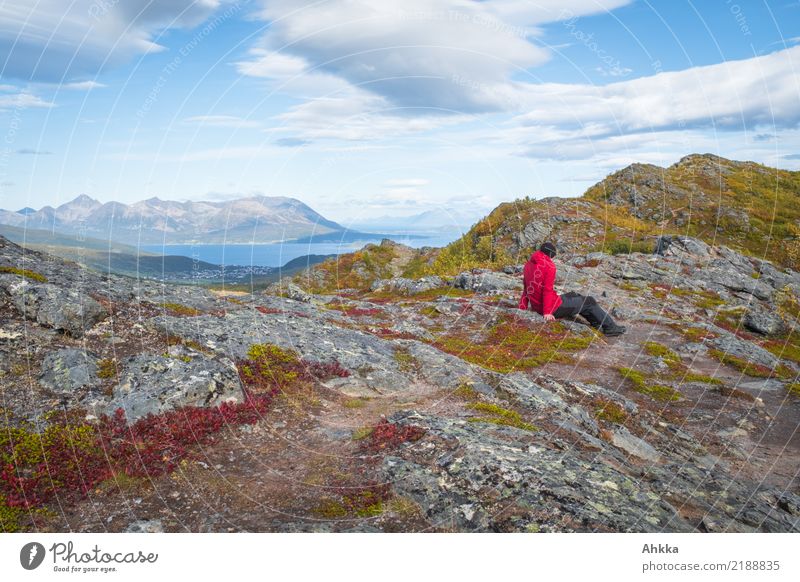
[{"x1": 1, "y1": 232, "x2": 799, "y2": 533}]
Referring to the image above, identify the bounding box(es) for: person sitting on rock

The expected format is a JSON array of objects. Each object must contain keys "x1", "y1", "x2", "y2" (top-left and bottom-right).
[{"x1": 519, "y1": 242, "x2": 626, "y2": 336}]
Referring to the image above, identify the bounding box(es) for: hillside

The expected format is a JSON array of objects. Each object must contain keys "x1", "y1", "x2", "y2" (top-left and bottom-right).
[
  {"x1": 1, "y1": 228, "x2": 799, "y2": 533},
  {"x1": 410, "y1": 154, "x2": 800, "y2": 276}
]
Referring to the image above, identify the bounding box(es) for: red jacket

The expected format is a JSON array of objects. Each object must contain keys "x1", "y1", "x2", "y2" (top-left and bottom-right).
[{"x1": 519, "y1": 250, "x2": 562, "y2": 315}]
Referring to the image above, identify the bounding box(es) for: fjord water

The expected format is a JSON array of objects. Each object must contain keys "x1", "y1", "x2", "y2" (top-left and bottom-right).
[{"x1": 141, "y1": 235, "x2": 455, "y2": 268}]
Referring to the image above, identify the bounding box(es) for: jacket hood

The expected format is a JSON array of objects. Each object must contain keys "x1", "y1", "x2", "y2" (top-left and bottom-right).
[{"x1": 529, "y1": 250, "x2": 553, "y2": 263}]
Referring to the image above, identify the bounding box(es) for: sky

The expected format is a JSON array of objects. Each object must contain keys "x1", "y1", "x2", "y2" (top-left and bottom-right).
[{"x1": 0, "y1": 0, "x2": 799, "y2": 228}]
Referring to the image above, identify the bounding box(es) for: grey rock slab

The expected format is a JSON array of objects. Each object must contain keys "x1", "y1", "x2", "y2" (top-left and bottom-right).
[
  {"x1": 0, "y1": 275, "x2": 108, "y2": 337},
  {"x1": 453, "y1": 269, "x2": 521, "y2": 293},
  {"x1": 370, "y1": 276, "x2": 444, "y2": 295},
  {"x1": 743, "y1": 306, "x2": 786, "y2": 336},
  {"x1": 382, "y1": 411, "x2": 690, "y2": 532},
  {"x1": 94, "y1": 353, "x2": 244, "y2": 422},
  {"x1": 655, "y1": 235, "x2": 713, "y2": 260},
  {"x1": 708, "y1": 332, "x2": 787, "y2": 371},
  {"x1": 610, "y1": 427, "x2": 662, "y2": 463},
  {"x1": 39, "y1": 348, "x2": 101, "y2": 394},
  {"x1": 151, "y1": 307, "x2": 483, "y2": 393}
]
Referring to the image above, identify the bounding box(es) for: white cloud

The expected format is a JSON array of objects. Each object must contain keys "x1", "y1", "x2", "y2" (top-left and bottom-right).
[
  {"x1": 183, "y1": 115, "x2": 260, "y2": 128},
  {"x1": 242, "y1": 0, "x2": 552, "y2": 112},
  {"x1": 274, "y1": 87, "x2": 471, "y2": 140},
  {"x1": 0, "y1": 92, "x2": 53, "y2": 109},
  {"x1": 0, "y1": 0, "x2": 225, "y2": 81},
  {"x1": 512, "y1": 46, "x2": 800, "y2": 137},
  {"x1": 235, "y1": 50, "x2": 309, "y2": 79},
  {"x1": 60, "y1": 80, "x2": 106, "y2": 90}
]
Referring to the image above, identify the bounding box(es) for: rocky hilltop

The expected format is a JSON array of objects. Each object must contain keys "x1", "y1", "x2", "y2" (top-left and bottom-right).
[
  {"x1": 411, "y1": 154, "x2": 800, "y2": 275},
  {"x1": 1, "y1": 224, "x2": 799, "y2": 533}
]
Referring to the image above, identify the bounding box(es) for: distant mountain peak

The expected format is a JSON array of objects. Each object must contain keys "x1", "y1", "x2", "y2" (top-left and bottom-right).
[
  {"x1": 70, "y1": 194, "x2": 99, "y2": 204},
  {"x1": 16, "y1": 207, "x2": 36, "y2": 215}
]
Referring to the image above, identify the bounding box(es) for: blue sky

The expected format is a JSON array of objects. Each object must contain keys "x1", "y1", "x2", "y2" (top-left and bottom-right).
[{"x1": 1, "y1": 0, "x2": 799, "y2": 227}]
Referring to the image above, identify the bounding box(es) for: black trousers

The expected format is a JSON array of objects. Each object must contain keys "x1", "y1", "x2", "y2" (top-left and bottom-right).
[{"x1": 553, "y1": 292, "x2": 617, "y2": 330}]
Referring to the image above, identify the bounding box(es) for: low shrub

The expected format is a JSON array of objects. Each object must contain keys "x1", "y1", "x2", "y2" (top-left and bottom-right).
[
  {"x1": 0, "y1": 266, "x2": 47, "y2": 282},
  {"x1": 361, "y1": 419, "x2": 426, "y2": 452},
  {"x1": 157, "y1": 302, "x2": 202, "y2": 317},
  {"x1": 617, "y1": 367, "x2": 681, "y2": 402},
  {"x1": 467, "y1": 402, "x2": 538, "y2": 432}
]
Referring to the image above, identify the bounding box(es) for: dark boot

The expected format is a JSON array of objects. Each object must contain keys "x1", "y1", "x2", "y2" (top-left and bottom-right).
[
  {"x1": 601, "y1": 324, "x2": 627, "y2": 336},
  {"x1": 580, "y1": 296, "x2": 626, "y2": 335}
]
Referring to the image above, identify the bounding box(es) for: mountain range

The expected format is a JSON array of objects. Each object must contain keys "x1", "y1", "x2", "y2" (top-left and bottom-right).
[
  {"x1": 348, "y1": 208, "x2": 486, "y2": 234},
  {"x1": 0, "y1": 194, "x2": 369, "y2": 245}
]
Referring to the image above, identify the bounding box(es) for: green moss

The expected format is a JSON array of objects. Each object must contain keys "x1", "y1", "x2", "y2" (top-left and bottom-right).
[
  {"x1": 453, "y1": 382, "x2": 479, "y2": 401},
  {"x1": 158, "y1": 302, "x2": 202, "y2": 316},
  {"x1": 314, "y1": 499, "x2": 348, "y2": 519},
  {"x1": 351, "y1": 426, "x2": 374, "y2": 441},
  {"x1": 787, "y1": 383, "x2": 800, "y2": 397},
  {"x1": 343, "y1": 398, "x2": 367, "y2": 409},
  {"x1": 617, "y1": 282, "x2": 643, "y2": 292},
  {"x1": 617, "y1": 367, "x2": 681, "y2": 402},
  {"x1": 386, "y1": 496, "x2": 424, "y2": 518},
  {"x1": 762, "y1": 329, "x2": 800, "y2": 364},
  {"x1": 681, "y1": 372, "x2": 724, "y2": 385},
  {"x1": 708, "y1": 349, "x2": 793, "y2": 379},
  {"x1": 393, "y1": 347, "x2": 418, "y2": 373},
  {"x1": 593, "y1": 398, "x2": 627, "y2": 424},
  {"x1": 432, "y1": 316, "x2": 595, "y2": 374},
  {"x1": 96, "y1": 358, "x2": 117, "y2": 379},
  {"x1": 354, "y1": 502, "x2": 384, "y2": 518},
  {"x1": 419, "y1": 305, "x2": 441, "y2": 318},
  {"x1": 694, "y1": 291, "x2": 726, "y2": 309},
  {"x1": 643, "y1": 341, "x2": 682, "y2": 368},
  {"x1": 0, "y1": 266, "x2": 48, "y2": 282},
  {"x1": 467, "y1": 402, "x2": 538, "y2": 432},
  {"x1": 244, "y1": 343, "x2": 304, "y2": 388},
  {"x1": 247, "y1": 343, "x2": 298, "y2": 363}
]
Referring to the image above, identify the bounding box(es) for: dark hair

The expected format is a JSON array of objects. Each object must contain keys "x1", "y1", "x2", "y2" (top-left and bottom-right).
[{"x1": 540, "y1": 242, "x2": 557, "y2": 258}]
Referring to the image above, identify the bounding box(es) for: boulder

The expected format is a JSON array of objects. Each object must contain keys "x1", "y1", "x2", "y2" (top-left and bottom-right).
[
  {"x1": 743, "y1": 306, "x2": 786, "y2": 336},
  {"x1": 370, "y1": 276, "x2": 444, "y2": 295},
  {"x1": 655, "y1": 235, "x2": 713, "y2": 260},
  {"x1": 0, "y1": 275, "x2": 107, "y2": 337},
  {"x1": 703, "y1": 268, "x2": 773, "y2": 301},
  {"x1": 39, "y1": 348, "x2": 101, "y2": 394},
  {"x1": 453, "y1": 269, "x2": 521, "y2": 293},
  {"x1": 98, "y1": 353, "x2": 245, "y2": 422},
  {"x1": 285, "y1": 282, "x2": 312, "y2": 303}
]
